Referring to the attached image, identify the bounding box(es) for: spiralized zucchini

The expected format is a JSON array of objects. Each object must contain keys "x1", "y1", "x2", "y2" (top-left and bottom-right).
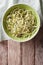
[{"x1": 6, "y1": 8, "x2": 37, "y2": 38}]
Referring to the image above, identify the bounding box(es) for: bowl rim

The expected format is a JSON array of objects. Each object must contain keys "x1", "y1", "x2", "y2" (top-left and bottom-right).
[{"x1": 2, "y1": 4, "x2": 40, "y2": 42}]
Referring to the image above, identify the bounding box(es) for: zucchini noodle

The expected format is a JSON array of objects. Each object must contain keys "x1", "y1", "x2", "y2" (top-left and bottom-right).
[{"x1": 6, "y1": 8, "x2": 37, "y2": 38}]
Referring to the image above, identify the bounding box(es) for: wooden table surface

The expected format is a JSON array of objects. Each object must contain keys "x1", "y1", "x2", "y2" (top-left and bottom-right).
[{"x1": 0, "y1": 25, "x2": 43, "y2": 65}]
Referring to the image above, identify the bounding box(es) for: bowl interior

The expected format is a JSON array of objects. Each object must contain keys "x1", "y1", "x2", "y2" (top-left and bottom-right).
[{"x1": 3, "y1": 4, "x2": 40, "y2": 42}]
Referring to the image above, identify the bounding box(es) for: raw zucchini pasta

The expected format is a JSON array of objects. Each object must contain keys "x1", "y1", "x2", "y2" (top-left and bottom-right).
[{"x1": 6, "y1": 8, "x2": 37, "y2": 38}]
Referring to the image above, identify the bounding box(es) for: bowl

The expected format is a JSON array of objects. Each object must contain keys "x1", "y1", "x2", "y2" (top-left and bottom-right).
[{"x1": 2, "y1": 4, "x2": 40, "y2": 42}]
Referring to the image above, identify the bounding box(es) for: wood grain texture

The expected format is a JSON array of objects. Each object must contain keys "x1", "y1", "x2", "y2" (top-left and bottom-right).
[
  {"x1": 8, "y1": 39, "x2": 34, "y2": 65},
  {"x1": 35, "y1": 26, "x2": 43, "y2": 65},
  {"x1": 0, "y1": 40, "x2": 8, "y2": 65},
  {"x1": 21, "y1": 40, "x2": 34, "y2": 65},
  {"x1": 8, "y1": 40, "x2": 21, "y2": 65}
]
